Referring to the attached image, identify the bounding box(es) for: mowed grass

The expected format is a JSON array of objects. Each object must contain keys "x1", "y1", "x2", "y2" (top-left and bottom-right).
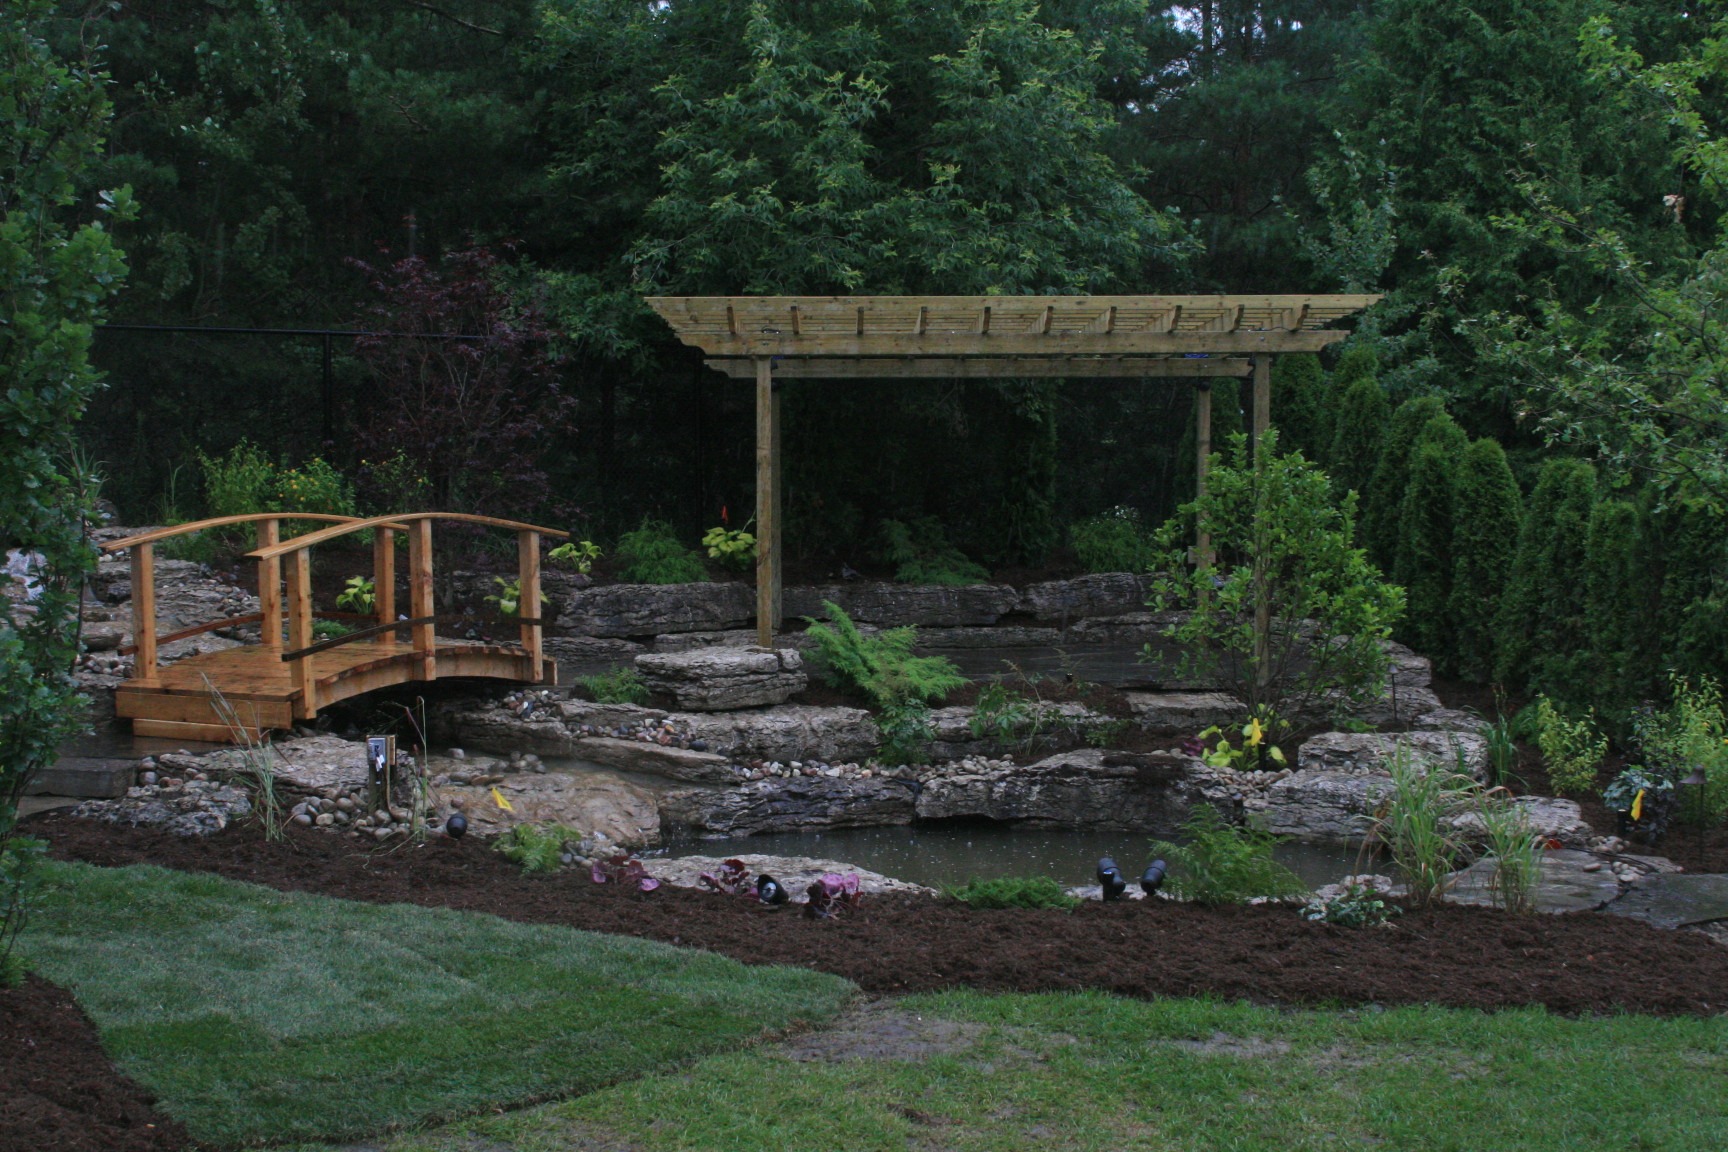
[
  {"x1": 339, "y1": 989, "x2": 1728, "y2": 1152},
  {"x1": 19, "y1": 860, "x2": 854, "y2": 1146}
]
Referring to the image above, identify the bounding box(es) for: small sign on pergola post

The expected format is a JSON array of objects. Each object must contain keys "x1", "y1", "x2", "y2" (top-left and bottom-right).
[{"x1": 646, "y1": 294, "x2": 1379, "y2": 671}]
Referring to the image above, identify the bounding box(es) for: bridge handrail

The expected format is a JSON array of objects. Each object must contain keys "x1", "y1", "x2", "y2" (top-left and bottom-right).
[
  {"x1": 246, "y1": 512, "x2": 568, "y2": 560},
  {"x1": 100, "y1": 513, "x2": 408, "y2": 553}
]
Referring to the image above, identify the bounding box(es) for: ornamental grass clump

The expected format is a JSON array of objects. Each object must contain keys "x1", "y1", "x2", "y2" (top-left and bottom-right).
[
  {"x1": 1473, "y1": 788, "x2": 1545, "y2": 914},
  {"x1": 1149, "y1": 806, "x2": 1307, "y2": 906},
  {"x1": 1369, "y1": 747, "x2": 1472, "y2": 909},
  {"x1": 948, "y1": 876, "x2": 1080, "y2": 910}
]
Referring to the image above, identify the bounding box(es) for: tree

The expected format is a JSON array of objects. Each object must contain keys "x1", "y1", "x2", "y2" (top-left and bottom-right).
[
  {"x1": 1447, "y1": 437, "x2": 1523, "y2": 683},
  {"x1": 1326, "y1": 371, "x2": 1389, "y2": 501},
  {"x1": 1394, "y1": 420, "x2": 1467, "y2": 668},
  {"x1": 1, "y1": 0, "x2": 131, "y2": 981},
  {"x1": 1359, "y1": 395, "x2": 1445, "y2": 572},
  {"x1": 1495, "y1": 457, "x2": 1597, "y2": 697},
  {"x1": 1145, "y1": 431, "x2": 1405, "y2": 738},
  {"x1": 1270, "y1": 352, "x2": 1330, "y2": 463},
  {"x1": 1583, "y1": 498, "x2": 1652, "y2": 724}
]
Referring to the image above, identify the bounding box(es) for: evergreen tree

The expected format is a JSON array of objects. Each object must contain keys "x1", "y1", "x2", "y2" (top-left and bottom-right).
[
  {"x1": 1270, "y1": 353, "x2": 1329, "y2": 463},
  {"x1": 1653, "y1": 503, "x2": 1728, "y2": 688},
  {"x1": 1327, "y1": 374, "x2": 1389, "y2": 501},
  {"x1": 1583, "y1": 499, "x2": 1651, "y2": 726},
  {"x1": 1359, "y1": 395, "x2": 1446, "y2": 572},
  {"x1": 1332, "y1": 344, "x2": 1379, "y2": 390},
  {"x1": 1393, "y1": 416, "x2": 1469, "y2": 666},
  {"x1": 1176, "y1": 377, "x2": 1245, "y2": 505},
  {"x1": 1447, "y1": 438, "x2": 1522, "y2": 683},
  {"x1": 1495, "y1": 457, "x2": 1597, "y2": 697}
]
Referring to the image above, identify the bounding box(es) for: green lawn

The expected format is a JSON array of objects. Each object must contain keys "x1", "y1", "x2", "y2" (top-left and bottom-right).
[
  {"x1": 329, "y1": 989, "x2": 1728, "y2": 1152},
  {"x1": 20, "y1": 860, "x2": 854, "y2": 1146}
]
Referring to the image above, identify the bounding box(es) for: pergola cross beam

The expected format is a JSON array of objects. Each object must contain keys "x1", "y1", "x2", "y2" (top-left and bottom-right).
[{"x1": 647, "y1": 293, "x2": 1380, "y2": 648}]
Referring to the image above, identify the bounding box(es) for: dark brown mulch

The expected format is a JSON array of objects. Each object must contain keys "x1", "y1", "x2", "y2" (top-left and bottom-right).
[
  {"x1": 0, "y1": 974, "x2": 189, "y2": 1152},
  {"x1": 30, "y1": 813, "x2": 1728, "y2": 1019}
]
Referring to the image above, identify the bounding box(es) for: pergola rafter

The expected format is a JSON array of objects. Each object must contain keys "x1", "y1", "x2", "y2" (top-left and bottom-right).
[{"x1": 647, "y1": 294, "x2": 1381, "y2": 649}]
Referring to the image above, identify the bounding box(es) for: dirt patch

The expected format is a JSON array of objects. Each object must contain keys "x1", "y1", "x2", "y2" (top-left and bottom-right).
[
  {"x1": 1167, "y1": 1032, "x2": 1292, "y2": 1059},
  {"x1": 0, "y1": 973, "x2": 188, "y2": 1152},
  {"x1": 779, "y1": 1000, "x2": 986, "y2": 1063},
  {"x1": 29, "y1": 812, "x2": 1728, "y2": 1019}
]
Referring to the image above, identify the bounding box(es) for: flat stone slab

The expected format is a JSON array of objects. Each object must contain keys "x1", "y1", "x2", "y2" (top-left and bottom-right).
[
  {"x1": 1297, "y1": 730, "x2": 1489, "y2": 780},
  {"x1": 660, "y1": 776, "x2": 917, "y2": 837},
  {"x1": 1124, "y1": 691, "x2": 1242, "y2": 733},
  {"x1": 643, "y1": 854, "x2": 934, "y2": 897},
  {"x1": 1446, "y1": 849, "x2": 1622, "y2": 914},
  {"x1": 635, "y1": 646, "x2": 807, "y2": 710},
  {"x1": 1603, "y1": 874, "x2": 1728, "y2": 929},
  {"x1": 26, "y1": 757, "x2": 134, "y2": 798},
  {"x1": 578, "y1": 737, "x2": 740, "y2": 785}
]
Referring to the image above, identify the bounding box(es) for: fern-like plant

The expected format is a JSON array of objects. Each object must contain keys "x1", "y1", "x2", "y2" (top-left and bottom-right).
[
  {"x1": 803, "y1": 600, "x2": 966, "y2": 707},
  {"x1": 495, "y1": 822, "x2": 580, "y2": 873},
  {"x1": 948, "y1": 876, "x2": 1079, "y2": 910},
  {"x1": 1149, "y1": 806, "x2": 1307, "y2": 906}
]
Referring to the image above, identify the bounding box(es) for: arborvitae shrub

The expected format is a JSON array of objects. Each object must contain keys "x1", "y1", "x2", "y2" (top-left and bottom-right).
[
  {"x1": 1176, "y1": 376, "x2": 1245, "y2": 504},
  {"x1": 1360, "y1": 396, "x2": 1446, "y2": 573},
  {"x1": 1495, "y1": 458, "x2": 1597, "y2": 698},
  {"x1": 1583, "y1": 499, "x2": 1651, "y2": 728},
  {"x1": 1447, "y1": 438, "x2": 1522, "y2": 683},
  {"x1": 1332, "y1": 344, "x2": 1379, "y2": 389},
  {"x1": 1271, "y1": 353, "x2": 1330, "y2": 463},
  {"x1": 1327, "y1": 376, "x2": 1389, "y2": 501},
  {"x1": 1654, "y1": 504, "x2": 1728, "y2": 688},
  {"x1": 1395, "y1": 434, "x2": 1462, "y2": 667}
]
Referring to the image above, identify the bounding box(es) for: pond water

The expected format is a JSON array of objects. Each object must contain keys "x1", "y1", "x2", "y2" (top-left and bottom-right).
[{"x1": 658, "y1": 821, "x2": 1370, "y2": 891}]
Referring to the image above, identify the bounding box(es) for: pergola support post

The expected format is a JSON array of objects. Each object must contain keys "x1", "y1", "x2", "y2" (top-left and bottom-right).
[
  {"x1": 754, "y1": 356, "x2": 781, "y2": 647},
  {"x1": 1193, "y1": 381, "x2": 1212, "y2": 605},
  {"x1": 1251, "y1": 354, "x2": 1272, "y2": 694}
]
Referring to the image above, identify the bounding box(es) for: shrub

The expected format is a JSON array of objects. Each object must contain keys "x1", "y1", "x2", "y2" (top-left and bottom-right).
[
  {"x1": 1149, "y1": 806, "x2": 1307, "y2": 906},
  {"x1": 1144, "y1": 431, "x2": 1404, "y2": 738},
  {"x1": 1394, "y1": 418, "x2": 1468, "y2": 668},
  {"x1": 1359, "y1": 395, "x2": 1446, "y2": 574},
  {"x1": 496, "y1": 823, "x2": 580, "y2": 873},
  {"x1": 336, "y1": 576, "x2": 375, "y2": 615},
  {"x1": 615, "y1": 519, "x2": 708, "y2": 584},
  {"x1": 1271, "y1": 352, "x2": 1331, "y2": 464},
  {"x1": 879, "y1": 517, "x2": 988, "y2": 585},
  {"x1": 548, "y1": 539, "x2": 602, "y2": 573},
  {"x1": 1495, "y1": 458, "x2": 1597, "y2": 696},
  {"x1": 1534, "y1": 695, "x2": 1608, "y2": 798},
  {"x1": 803, "y1": 601, "x2": 965, "y2": 708},
  {"x1": 578, "y1": 666, "x2": 650, "y2": 706},
  {"x1": 1302, "y1": 882, "x2": 1399, "y2": 927},
  {"x1": 1325, "y1": 374, "x2": 1389, "y2": 500},
  {"x1": 1369, "y1": 745, "x2": 1475, "y2": 909},
  {"x1": 701, "y1": 523, "x2": 755, "y2": 569},
  {"x1": 968, "y1": 681, "x2": 1037, "y2": 744},
  {"x1": 1602, "y1": 763, "x2": 1679, "y2": 838},
  {"x1": 1583, "y1": 499, "x2": 1652, "y2": 723},
  {"x1": 1634, "y1": 675, "x2": 1728, "y2": 825},
  {"x1": 949, "y1": 876, "x2": 1079, "y2": 911},
  {"x1": 1447, "y1": 438, "x2": 1522, "y2": 683},
  {"x1": 875, "y1": 699, "x2": 936, "y2": 765},
  {"x1": 198, "y1": 440, "x2": 276, "y2": 519},
  {"x1": 1070, "y1": 506, "x2": 1157, "y2": 573}
]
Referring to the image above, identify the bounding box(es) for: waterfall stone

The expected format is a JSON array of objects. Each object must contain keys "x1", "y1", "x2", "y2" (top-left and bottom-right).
[
  {"x1": 659, "y1": 776, "x2": 917, "y2": 837},
  {"x1": 913, "y1": 747, "x2": 1205, "y2": 830},
  {"x1": 635, "y1": 646, "x2": 808, "y2": 711}
]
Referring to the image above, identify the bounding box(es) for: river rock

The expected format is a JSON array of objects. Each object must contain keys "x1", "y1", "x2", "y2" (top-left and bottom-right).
[
  {"x1": 1125, "y1": 691, "x2": 1243, "y2": 734},
  {"x1": 786, "y1": 582, "x2": 1019, "y2": 627},
  {"x1": 913, "y1": 747, "x2": 1203, "y2": 830},
  {"x1": 1296, "y1": 730, "x2": 1489, "y2": 780},
  {"x1": 642, "y1": 854, "x2": 935, "y2": 897},
  {"x1": 67, "y1": 778, "x2": 252, "y2": 837},
  {"x1": 438, "y1": 771, "x2": 659, "y2": 849},
  {"x1": 81, "y1": 621, "x2": 127, "y2": 652},
  {"x1": 635, "y1": 646, "x2": 807, "y2": 710},
  {"x1": 190, "y1": 734, "x2": 372, "y2": 794},
  {"x1": 557, "y1": 582, "x2": 755, "y2": 638},
  {"x1": 1018, "y1": 574, "x2": 1155, "y2": 621},
  {"x1": 578, "y1": 737, "x2": 738, "y2": 784},
  {"x1": 660, "y1": 776, "x2": 917, "y2": 837}
]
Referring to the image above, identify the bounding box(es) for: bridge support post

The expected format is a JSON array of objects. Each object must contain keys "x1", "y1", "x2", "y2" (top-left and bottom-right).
[
  {"x1": 130, "y1": 542, "x2": 158, "y2": 684},
  {"x1": 518, "y1": 529, "x2": 543, "y2": 681},
  {"x1": 374, "y1": 527, "x2": 396, "y2": 629},
  {"x1": 257, "y1": 519, "x2": 280, "y2": 649},
  {"x1": 286, "y1": 549, "x2": 316, "y2": 717},
  {"x1": 409, "y1": 519, "x2": 436, "y2": 681}
]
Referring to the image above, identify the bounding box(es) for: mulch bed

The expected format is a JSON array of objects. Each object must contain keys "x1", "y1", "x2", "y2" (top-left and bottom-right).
[
  {"x1": 29, "y1": 812, "x2": 1728, "y2": 1020},
  {"x1": 0, "y1": 974, "x2": 188, "y2": 1152}
]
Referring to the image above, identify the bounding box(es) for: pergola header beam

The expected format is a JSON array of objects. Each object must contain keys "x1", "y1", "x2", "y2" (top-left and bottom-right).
[{"x1": 701, "y1": 356, "x2": 1254, "y2": 379}]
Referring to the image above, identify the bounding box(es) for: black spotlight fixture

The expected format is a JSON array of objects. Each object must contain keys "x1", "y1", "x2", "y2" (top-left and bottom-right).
[
  {"x1": 756, "y1": 873, "x2": 790, "y2": 906},
  {"x1": 1140, "y1": 859, "x2": 1168, "y2": 895},
  {"x1": 1096, "y1": 857, "x2": 1127, "y2": 901},
  {"x1": 445, "y1": 812, "x2": 468, "y2": 840},
  {"x1": 1683, "y1": 766, "x2": 1709, "y2": 867}
]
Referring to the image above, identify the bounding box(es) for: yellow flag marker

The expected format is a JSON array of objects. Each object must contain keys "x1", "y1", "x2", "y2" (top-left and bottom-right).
[
  {"x1": 491, "y1": 786, "x2": 514, "y2": 812},
  {"x1": 1631, "y1": 788, "x2": 1645, "y2": 822}
]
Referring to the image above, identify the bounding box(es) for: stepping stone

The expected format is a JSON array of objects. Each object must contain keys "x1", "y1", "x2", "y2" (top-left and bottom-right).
[
  {"x1": 1603, "y1": 874, "x2": 1728, "y2": 929},
  {"x1": 25, "y1": 756, "x2": 134, "y2": 798},
  {"x1": 1446, "y1": 849, "x2": 1621, "y2": 914}
]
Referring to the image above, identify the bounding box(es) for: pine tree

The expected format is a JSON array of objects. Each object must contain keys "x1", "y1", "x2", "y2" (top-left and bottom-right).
[
  {"x1": 1394, "y1": 416, "x2": 1469, "y2": 667},
  {"x1": 1447, "y1": 438, "x2": 1522, "y2": 683},
  {"x1": 1176, "y1": 376, "x2": 1244, "y2": 505},
  {"x1": 1360, "y1": 395, "x2": 1446, "y2": 573},
  {"x1": 1271, "y1": 353, "x2": 1329, "y2": 463},
  {"x1": 1327, "y1": 376, "x2": 1389, "y2": 502},
  {"x1": 1583, "y1": 498, "x2": 1651, "y2": 726},
  {"x1": 1495, "y1": 457, "x2": 1597, "y2": 698}
]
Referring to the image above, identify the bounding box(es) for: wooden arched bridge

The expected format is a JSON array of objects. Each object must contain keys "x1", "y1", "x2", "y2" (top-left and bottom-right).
[{"x1": 103, "y1": 513, "x2": 566, "y2": 742}]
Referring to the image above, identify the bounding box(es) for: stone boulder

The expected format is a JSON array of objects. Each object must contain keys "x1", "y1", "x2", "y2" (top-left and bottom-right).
[
  {"x1": 914, "y1": 747, "x2": 1203, "y2": 830},
  {"x1": 1445, "y1": 796, "x2": 1595, "y2": 849},
  {"x1": 441, "y1": 698, "x2": 579, "y2": 757},
  {"x1": 643, "y1": 854, "x2": 935, "y2": 897},
  {"x1": 1296, "y1": 730, "x2": 1489, "y2": 780},
  {"x1": 557, "y1": 582, "x2": 755, "y2": 638},
  {"x1": 441, "y1": 771, "x2": 659, "y2": 849},
  {"x1": 1125, "y1": 691, "x2": 1242, "y2": 734},
  {"x1": 635, "y1": 646, "x2": 807, "y2": 711},
  {"x1": 922, "y1": 702, "x2": 1122, "y2": 762},
  {"x1": 1017, "y1": 574, "x2": 1155, "y2": 621},
  {"x1": 785, "y1": 582, "x2": 1019, "y2": 627},
  {"x1": 914, "y1": 625, "x2": 1065, "y2": 649},
  {"x1": 660, "y1": 776, "x2": 917, "y2": 837},
  {"x1": 577, "y1": 737, "x2": 740, "y2": 784},
  {"x1": 192, "y1": 734, "x2": 372, "y2": 794},
  {"x1": 1259, "y1": 771, "x2": 1383, "y2": 842},
  {"x1": 681, "y1": 705, "x2": 879, "y2": 764},
  {"x1": 1446, "y1": 849, "x2": 1622, "y2": 914},
  {"x1": 544, "y1": 636, "x2": 645, "y2": 665}
]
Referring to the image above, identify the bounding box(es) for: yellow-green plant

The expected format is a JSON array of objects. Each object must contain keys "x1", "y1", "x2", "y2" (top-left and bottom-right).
[
  {"x1": 1634, "y1": 674, "x2": 1728, "y2": 825},
  {"x1": 486, "y1": 576, "x2": 547, "y2": 618},
  {"x1": 1534, "y1": 695, "x2": 1607, "y2": 797},
  {"x1": 1195, "y1": 711, "x2": 1287, "y2": 772},
  {"x1": 548, "y1": 539, "x2": 602, "y2": 573},
  {"x1": 336, "y1": 576, "x2": 375, "y2": 615},
  {"x1": 701, "y1": 523, "x2": 755, "y2": 569}
]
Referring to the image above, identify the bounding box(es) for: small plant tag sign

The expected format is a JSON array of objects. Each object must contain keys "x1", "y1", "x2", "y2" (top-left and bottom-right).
[{"x1": 366, "y1": 735, "x2": 396, "y2": 803}]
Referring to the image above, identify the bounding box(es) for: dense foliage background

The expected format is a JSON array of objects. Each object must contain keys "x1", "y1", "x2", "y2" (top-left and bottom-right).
[{"x1": 20, "y1": 0, "x2": 1728, "y2": 710}]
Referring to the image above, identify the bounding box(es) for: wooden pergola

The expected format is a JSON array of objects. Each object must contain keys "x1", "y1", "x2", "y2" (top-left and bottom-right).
[{"x1": 646, "y1": 295, "x2": 1380, "y2": 647}]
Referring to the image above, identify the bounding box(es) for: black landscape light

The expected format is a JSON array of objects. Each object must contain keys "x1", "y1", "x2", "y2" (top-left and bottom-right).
[
  {"x1": 1096, "y1": 857, "x2": 1127, "y2": 901},
  {"x1": 1683, "y1": 766, "x2": 1709, "y2": 866},
  {"x1": 757, "y1": 874, "x2": 790, "y2": 906},
  {"x1": 445, "y1": 812, "x2": 468, "y2": 840},
  {"x1": 1232, "y1": 792, "x2": 1246, "y2": 824},
  {"x1": 1141, "y1": 859, "x2": 1168, "y2": 895}
]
